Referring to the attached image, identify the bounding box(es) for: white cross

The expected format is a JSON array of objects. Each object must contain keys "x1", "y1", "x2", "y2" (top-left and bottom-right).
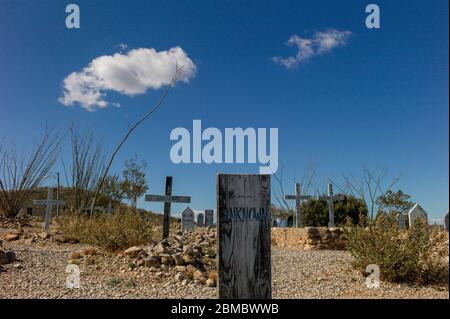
[
  {"x1": 33, "y1": 187, "x2": 65, "y2": 232},
  {"x1": 284, "y1": 183, "x2": 312, "y2": 227},
  {"x1": 317, "y1": 183, "x2": 345, "y2": 228}
]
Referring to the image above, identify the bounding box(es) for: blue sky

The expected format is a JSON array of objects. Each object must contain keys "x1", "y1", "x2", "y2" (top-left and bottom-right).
[{"x1": 0, "y1": 0, "x2": 448, "y2": 220}]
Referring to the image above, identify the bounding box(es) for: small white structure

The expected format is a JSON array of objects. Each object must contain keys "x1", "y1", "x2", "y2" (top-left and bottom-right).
[
  {"x1": 181, "y1": 207, "x2": 195, "y2": 232},
  {"x1": 408, "y1": 203, "x2": 428, "y2": 228}
]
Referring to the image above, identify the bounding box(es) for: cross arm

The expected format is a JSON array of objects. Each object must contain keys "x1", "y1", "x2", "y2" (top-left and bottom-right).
[
  {"x1": 145, "y1": 194, "x2": 191, "y2": 203},
  {"x1": 284, "y1": 195, "x2": 312, "y2": 200}
]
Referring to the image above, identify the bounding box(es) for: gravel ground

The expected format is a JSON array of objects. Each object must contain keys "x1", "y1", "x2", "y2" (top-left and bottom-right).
[{"x1": 1, "y1": 239, "x2": 448, "y2": 299}]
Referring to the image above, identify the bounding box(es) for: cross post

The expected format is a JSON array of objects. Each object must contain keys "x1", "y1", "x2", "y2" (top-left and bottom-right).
[
  {"x1": 145, "y1": 176, "x2": 191, "y2": 239},
  {"x1": 284, "y1": 183, "x2": 312, "y2": 227},
  {"x1": 33, "y1": 187, "x2": 66, "y2": 232},
  {"x1": 317, "y1": 183, "x2": 345, "y2": 228}
]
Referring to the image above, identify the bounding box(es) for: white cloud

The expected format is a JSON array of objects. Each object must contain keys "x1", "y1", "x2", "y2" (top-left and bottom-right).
[
  {"x1": 273, "y1": 29, "x2": 352, "y2": 69},
  {"x1": 59, "y1": 46, "x2": 196, "y2": 111}
]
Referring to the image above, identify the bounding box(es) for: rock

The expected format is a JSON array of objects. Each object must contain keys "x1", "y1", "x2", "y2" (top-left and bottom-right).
[
  {"x1": 136, "y1": 259, "x2": 145, "y2": 267},
  {"x1": 182, "y1": 254, "x2": 196, "y2": 265},
  {"x1": 0, "y1": 250, "x2": 9, "y2": 264},
  {"x1": 4, "y1": 234, "x2": 19, "y2": 242},
  {"x1": 0, "y1": 248, "x2": 15, "y2": 268},
  {"x1": 24, "y1": 238, "x2": 36, "y2": 245},
  {"x1": 193, "y1": 270, "x2": 205, "y2": 282},
  {"x1": 154, "y1": 243, "x2": 167, "y2": 254},
  {"x1": 52, "y1": 234, "x2": 67, "y2": 243},
  {"x1": 144, "y1": 256, "x2": 160, "y2": 268},
  {"x1": 173, "y1": 253, "x2": 184, "y2": 266},
  {"x1": 175, "y1": 266, "x2": 186, "y2": 272},
  {"x1": 206, "y1": 279, "x2": 216, "y2": 287},
  {"x1": 124, "y1": 246, "x2": 142, "y2": 258},
  {"x1": 38, "y1": 232, "x2": 51, "y2": 240}
]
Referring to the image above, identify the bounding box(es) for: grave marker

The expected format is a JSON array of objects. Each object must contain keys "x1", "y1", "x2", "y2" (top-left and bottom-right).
[
  {"x1": 444, "y1": 211, "x2": 449, "y2": 232},
  {"x1": 33, "y1": 187, "x2": 65, "y2": 232},
  {"x1": 217, "y1": 174, "x2": 271, "y2": 299},
  {"x1": 145, "y1": 176, "x2": 191, "y2": 239},
  {"x1": 397, "y1": 213, "x2": 406, "y2": 229},
  {"x1": 181, "y1": 207, "x2": 195, "y2": 232},
  {"x1": 317, "y1": 183, "x2": 345, "y2": 228},
  {"x1": 408, "y1": 203, "x2": 428, "y2": 228},
  {"x1": 205, "y1": 209, "x2": 214, "y2": 227},
  {"x1": 284, "y1": 183, "x2": 312, "y2": 227},
  {"x1": 197, "y1": 213, "x2": 204, "y2": 227}
]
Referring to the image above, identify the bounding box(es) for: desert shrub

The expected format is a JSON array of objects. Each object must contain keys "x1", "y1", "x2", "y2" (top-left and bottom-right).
[
  {"x1": 301, "y1": 195, "x2": 368, "y2": 226},
  {"x1": 58, "y1": 208, "x2": 156, "y2": 252},
  {"x1": 345, "y1": 214, "x2": 449, "y2": 285}
]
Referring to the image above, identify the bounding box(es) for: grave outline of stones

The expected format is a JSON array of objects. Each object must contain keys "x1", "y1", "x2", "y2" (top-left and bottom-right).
[
  {"x1": 33, "y1": 187, "x2": 66, "y2": 232},
  {"x1": 317, "y1": 183, "x2": 345, "y2": 228},
  {"x1": 284, "y1": 183, "x2": 313, "y2": 227},
  {"x1": 144, "y1": 176, "x2": 191, "y2": 239}
]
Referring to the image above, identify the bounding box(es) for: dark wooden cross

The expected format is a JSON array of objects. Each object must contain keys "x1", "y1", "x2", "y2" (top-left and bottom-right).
[
  {"x1": 317, "y1": 183, "x2": 345, "y2": 228},
  {"x1": 284, "y1": 183, "x2": 312, "y2": 227},
  {"x1": 145, "y1": 176, "x2": 191, "y2": 239}
]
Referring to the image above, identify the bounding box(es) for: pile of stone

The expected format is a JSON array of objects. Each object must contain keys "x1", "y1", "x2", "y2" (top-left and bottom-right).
[
  {"x1": 122, "y1": 227, "x2": 217, "y2": 287},
  {"x1": 1, "y1": 230, "x2": 52, "y2": 244},
  {"x1": 271, "y1": 227, "x2": 347, "y2": 250}
]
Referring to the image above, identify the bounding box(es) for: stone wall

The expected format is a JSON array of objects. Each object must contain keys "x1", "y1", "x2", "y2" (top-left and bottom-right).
[{"x1": 271, "y1": 227, "x2": 346, "y2": 250}]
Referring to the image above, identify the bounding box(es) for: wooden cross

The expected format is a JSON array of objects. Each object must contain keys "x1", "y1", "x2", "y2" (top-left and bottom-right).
[
  {"x1": 33, "y1": 187, "x2": 65, "y2": 232},
  {"x1": 284, "y1": 183, "x2": 312, "y2": 227},
  {"x1": 145, "y1": 176, "x2": 191, "y2": 239},
  {"x1": 317, "y1": 183, "x2": 345, "y2": 228}
]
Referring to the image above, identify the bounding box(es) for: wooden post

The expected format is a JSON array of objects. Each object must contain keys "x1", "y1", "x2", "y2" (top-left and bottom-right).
[
  {"x1": 145, "y1": 176, "x2": 191, "y2": 240},
  {"x1": 33, "y1": 187, "x2": 65, "y2": 232},
  {"x1": 284, "y1": 183, "x2": 312, "y2": 227},
  {"x1": 317, "y1": 183, "x2": 345, "y2": 228},
  {"x1": 162, "y1": 176, "x2": 173, "y2": 239},
  {"x1": 217, "y1": 174, "x2": 271, "y2": 299}
]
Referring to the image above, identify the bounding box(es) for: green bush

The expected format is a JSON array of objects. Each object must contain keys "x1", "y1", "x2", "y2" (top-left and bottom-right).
[
  {"x1": 345, "y1": 214, "x2": 449, "y2": 285},
  {"x1": 58, "y1": 208, "x2": 157, "y2": 252},
  {"x1": 301, "y1": 195, "x2": 368, "y2": 226}
]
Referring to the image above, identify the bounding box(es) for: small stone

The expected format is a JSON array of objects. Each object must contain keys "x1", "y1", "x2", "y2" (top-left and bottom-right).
[
  {"x1": 124, "y1": 246, "x2": 142, "y2": 258},
  {"x1": 175, "y1": 265, "x2": 186, "y2": 272},
  {"x1": 173, "y1": 253, "x2": 184, "y2": 266},
  {"x1": 136, "y1": 259, "x2": 145, "y2": 267},
  {"x1": 38, "y1": 232, "x2": 51, "y2": 240},
  {"x1": 4, "y1": 234, "x2": 19, "y2": 242},
  {"x1": 206, "y1": 278, "x2": 216, "y2": 287},
  {"x1": 144, "y1": 256, "x2": 160, "y2": 268}
]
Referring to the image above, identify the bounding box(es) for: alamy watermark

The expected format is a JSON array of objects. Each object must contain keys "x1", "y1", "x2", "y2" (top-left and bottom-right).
[{"x1": 169, "y1": 120, "x2": 278, "y2": 174}]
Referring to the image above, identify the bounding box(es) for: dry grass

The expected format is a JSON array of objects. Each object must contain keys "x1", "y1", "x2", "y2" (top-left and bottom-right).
[
  {"x1": 345, "y1": 215, "x2": 449, "y2": 286},
  {"x1": 58, "y1": 208, "x2": 158, "y2": 252}
]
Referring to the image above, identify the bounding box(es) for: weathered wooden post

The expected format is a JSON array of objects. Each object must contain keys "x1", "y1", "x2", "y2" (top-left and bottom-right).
[
  {"x1": 284, "y1": 183, "x2": 312, "y2": 227},
  {"x1": 317, "y1": 183, "x2": 345, "y2": 228},
  {"x1": 145, "y1": 176, "x2": 191, "y2": 239},
  {"x1": 217, "y1": 174, "x2": 271, "y2": 299}
]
